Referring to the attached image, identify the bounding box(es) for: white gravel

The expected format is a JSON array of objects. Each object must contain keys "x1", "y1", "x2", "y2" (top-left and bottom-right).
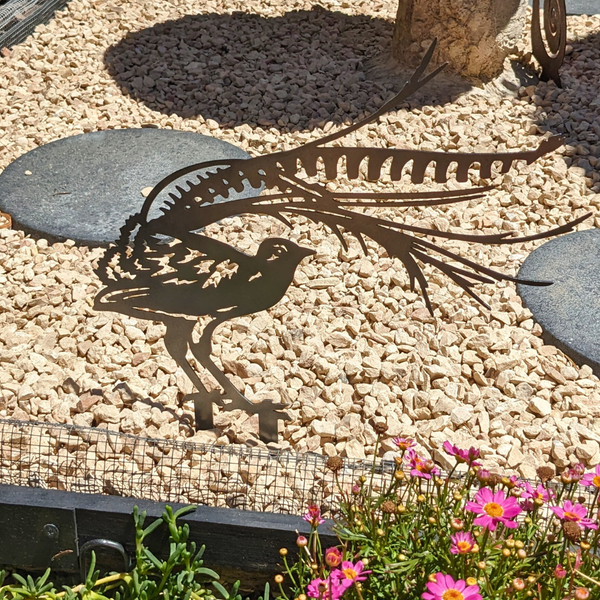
[{"x1": 1, "y1": 0, "x2": 600, "y2": 481}]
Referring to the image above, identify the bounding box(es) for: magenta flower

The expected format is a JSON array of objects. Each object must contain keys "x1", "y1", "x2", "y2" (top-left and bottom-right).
[
  {"x1": 332, "y1": 561, "x2": 371, "y2": 589},
  {"x1": 521, "y1": 482, "x2": 554, "y2": 503},
  {"x1": 465, "y1": 487, "x2": 522, "y2": 531},
  {"x1": 405, "y1": 448, "x2": 440, "y2": 480},
  {"x1": 393, "y1": 437, "x2": 416, "y2": 451},
  {"x1": 422, "y1": 573, "x2": 482, "y2": 600},
  {"x1": 550, "y1": 500, "x2": 598, "y2": 530},
  {"x1": 307, "y1": 578, "x2": 344, "y2": 600},
  {"x1": 450, "y1": 531, "x2": 476, "y2": 554},
  {"x1": 303, "y1": 504, "x2": 325, "y2": 527},
  {"x1": 580, "y1": 465, "x2": 600, "y2": 489},
  {"x1": 442, "y1": 442, "x2": 481, "y2": 466}
]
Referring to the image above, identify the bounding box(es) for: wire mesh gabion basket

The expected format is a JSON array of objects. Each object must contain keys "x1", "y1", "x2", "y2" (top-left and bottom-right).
[{"x1": 0, "y1": 418, "x2": 395, "y2": 515}]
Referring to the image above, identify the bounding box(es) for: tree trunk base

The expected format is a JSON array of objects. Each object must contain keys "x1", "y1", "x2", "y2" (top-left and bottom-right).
[{"x1": 391, "y1": 0, "x2": 528, "y2": 82}]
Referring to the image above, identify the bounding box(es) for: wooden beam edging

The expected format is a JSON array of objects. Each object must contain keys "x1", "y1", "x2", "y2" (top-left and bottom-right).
[{"x1": 0, "y1": 484, "x2": 337, "y2": 576}]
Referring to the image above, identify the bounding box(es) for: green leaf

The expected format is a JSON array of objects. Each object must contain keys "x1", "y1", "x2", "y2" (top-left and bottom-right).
[
  {"x1": 143, "y1": 548, "x2": 164, "y2": 570},
  {"x1": 211, "y1": 581, "x2": 230, "y2": 599},
  {"x1": 194, "y1": 567, "x2": 219, "y2": 580},
  {"x1": 143, "y1": 517, "x2": 164, "y2": 538},
  {"x1": 173, "y1": 505, "x2": 197, "y2": 520}
]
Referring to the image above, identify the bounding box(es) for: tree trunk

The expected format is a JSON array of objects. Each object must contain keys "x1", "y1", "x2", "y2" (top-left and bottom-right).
[{"x1": 391, "y1": 0, "x2": 528, "y2": 82}]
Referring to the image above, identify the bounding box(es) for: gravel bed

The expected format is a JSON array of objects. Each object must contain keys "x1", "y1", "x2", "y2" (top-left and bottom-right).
[{"x1": 0, "y1": 0, "x2": 600, "y2": 481}]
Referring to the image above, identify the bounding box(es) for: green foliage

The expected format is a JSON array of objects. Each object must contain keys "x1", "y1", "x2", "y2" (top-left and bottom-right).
[{"x1": 0, "y1": 505, "x2": 244, "y2": 600}]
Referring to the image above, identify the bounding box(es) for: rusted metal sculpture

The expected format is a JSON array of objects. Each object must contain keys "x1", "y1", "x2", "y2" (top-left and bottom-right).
[
  {"x1": 532, "y1": 0, "x2": 567, "y2": 87},
  {"x1": 94, "y1": 41, "x2": 587, "y2": 442}
]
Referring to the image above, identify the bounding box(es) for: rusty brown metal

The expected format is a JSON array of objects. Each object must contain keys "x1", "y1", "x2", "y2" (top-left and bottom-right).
[
  {"x1": 94, "y1": 41, "x2": 588, "y2": 442},
  {"x1": 532, "y1": 0, "x2": 567, "y2": 87}
]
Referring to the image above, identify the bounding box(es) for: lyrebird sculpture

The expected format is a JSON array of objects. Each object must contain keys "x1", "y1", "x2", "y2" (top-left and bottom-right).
[{"x1": 94, "y1": 42, "x2": 588, "y2": 442}]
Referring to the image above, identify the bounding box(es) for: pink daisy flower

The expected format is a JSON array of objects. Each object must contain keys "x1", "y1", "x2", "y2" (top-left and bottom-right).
[
  {"x1": 450, "y1": 531, "x2": 476, "y2": 555},
  {"x1": 405, "y1": 448, "x2": 440, "y2": 480},
  {"x1": 332, "y1": 560, "x2": 371, "y2": 589},
  {"x1": 442, "y1": 442, "x2": 482, "y2": 466},
  {"x1": 521, "y1": 482, "x2": 554, "y2": 503},
  {"x1": 422, "y1": 573, "x2": 482, "y2": 600},
  {"x1": 307, "y1": 578, "x2": 344, "y2": 600},
  {"x1": 580, "y1": 465, "x2": 600, "y2": 489},
  {"x1": 465, "y1": 487, "x2": 522, "y2": 531},
  {"x1": 393, "y1": 437, "x2": 416, "y2": 451},
  {"x1": 550, "y1": 500, "x2": 598, "y2": 530},
  {"x1": 303, "y1": 504, "x2": 325, "y2": 527}
]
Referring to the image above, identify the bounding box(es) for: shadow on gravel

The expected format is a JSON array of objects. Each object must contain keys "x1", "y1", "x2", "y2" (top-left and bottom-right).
[
  {"x1": 103, "y1": 8, "x2": 472, "y2": 133},
  {"x1": 531, "y1": 30, "x2": 600, "y2": 193}
]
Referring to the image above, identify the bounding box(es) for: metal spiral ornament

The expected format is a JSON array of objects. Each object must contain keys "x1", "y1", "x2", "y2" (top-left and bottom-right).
[{"x1": 531, "y1": 0, "x2": 567, "y2": 86}]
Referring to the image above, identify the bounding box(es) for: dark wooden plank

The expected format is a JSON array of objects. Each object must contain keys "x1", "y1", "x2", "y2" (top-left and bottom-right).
[{"x1": 0, "y1": 485, "x2": 336, "y2": 575}]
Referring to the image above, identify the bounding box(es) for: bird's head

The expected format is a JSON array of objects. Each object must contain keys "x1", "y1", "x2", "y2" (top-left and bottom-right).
[{"x1": 256, "y1": 238, "x2": 316, "y2": 267}]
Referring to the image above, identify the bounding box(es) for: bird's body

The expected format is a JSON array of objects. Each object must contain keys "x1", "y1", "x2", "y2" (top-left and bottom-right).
[{"x1": 96, "y1": 234, "x2": 314, "y2": 321}]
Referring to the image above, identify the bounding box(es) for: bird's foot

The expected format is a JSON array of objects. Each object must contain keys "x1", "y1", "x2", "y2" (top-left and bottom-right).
[
  {"x1": 183, "y1": 391, "x2": 224, "y2": 431},
  {"x1": 252, "y1": 399, "x2": 291, "y2": 444}
]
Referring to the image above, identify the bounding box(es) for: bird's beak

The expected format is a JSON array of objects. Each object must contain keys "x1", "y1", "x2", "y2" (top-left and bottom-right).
[{"x1": 299, "y1": 247, "x2": 316, "y2": 259}]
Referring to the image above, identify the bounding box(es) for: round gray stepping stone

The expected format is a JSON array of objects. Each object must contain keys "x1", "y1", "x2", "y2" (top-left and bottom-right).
[
  {"x1": 0, "y1": 129, "x2": 258, "y2": 246},
  {"x1": 517, "y1": 229, "x2": 600, "y2": 376}
]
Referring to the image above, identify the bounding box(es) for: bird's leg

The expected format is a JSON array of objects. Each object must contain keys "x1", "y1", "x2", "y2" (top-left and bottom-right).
[
  {"x1": 162, "y1": 319, "x2": 223, "y2": 430},
  {"x1": 188, "y1": 320, "x2": 250, "y2": 411},
  {"x1": 188, "y1": 321, "x2": 291, "y2": 443}
]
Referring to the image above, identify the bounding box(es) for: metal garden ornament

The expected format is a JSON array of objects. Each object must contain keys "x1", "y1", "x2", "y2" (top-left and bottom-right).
[{"x1": 94, "y1": 42, "x2": 587, "y2": 443}]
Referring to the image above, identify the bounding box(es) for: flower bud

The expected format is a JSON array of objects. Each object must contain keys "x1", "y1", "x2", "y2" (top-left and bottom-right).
[
  {"x1": 581, "y1": 542, "x2": 591, "y2": 551},
  {"x1": 362, "y1": 558, "x2": 369, "y2": 566},
  {"x1": 428, "y1": 574, "x2": 437, "y2": 583},
  {"x1": 505, "y1": 540, "x2": 515, "y2": 548},
  {"x1": 296, "y1": 536, "x2": 308, "y2": 547},
  {"x1": 451, "y1": 518, "x2": 464, "y2": 530},
  {"x1": 502, "y1": 548, "x2": 511, "y2": 557},
  {"x1": 394, "y1": 470, "x2": 405, "y2": 481},
  {"x1": 417, "y1": 494, "x2": 426, "y2": 503},
  {"x1": 279, "y1": 548, "x2": 288, "y2": 557},
  {"x1": 466, "y1": 578, "x2": 477, "y2": 586},
  {"x1": 471, "y1": 544, "x2": 480, "y2": 553},
  {"x1": 428, "y1": 517, "x2": 436, "y2": 524},
  {"x1": 298, "y1": 595, "x2": 307, "y2": 600},
  {"x1": 575, "y1": 588, "x2": 590, "y2": 600},
  {"x1": 477, "y1": 561, "x2": 486, "y2": 570},
  {"x1": 512, "y1": 579, "x2": 525, "y2": 591},
  {"x1": 397, "y1": 504, "x2": 406, "y2": 514},
  {"x1": 274, "y1": 575, "x2": 284, "y2": 584},
  {"x1": 453, "y1": 492, "x2": 463, "y2": 501},
  {"x1": 398, "y1": 554, "x2": 407, "y2": 561},
  {"x1": 527, "y1": 576, "x2": 536, "y2": 584},
  {"x1": 517, "y1": 549, "x2": 527, "y2": 559},
  {"x1": 515, "y1": 540, "x2": 524, "y2": 549},
  {"x1": 377, "y1": 528, "x2": 385, "y2": 536}
]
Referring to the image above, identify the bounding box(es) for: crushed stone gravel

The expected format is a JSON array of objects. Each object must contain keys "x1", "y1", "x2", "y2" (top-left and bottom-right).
[{"x1": 0, "y1": 0, "x2": 600, "y2": 482}]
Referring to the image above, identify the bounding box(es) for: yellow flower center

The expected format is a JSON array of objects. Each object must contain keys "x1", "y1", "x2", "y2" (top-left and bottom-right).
[
  {"x1": 343, "y1": 568, "x2": 358, "y2": 580},
  {"x1": 484, "y1": 502, "x2": 504, "y2": 518},
  {"x1": 442, "y1": 590, "x2": 464, "y2": 600},
  {"x1": 593, "y1": 476, "x2": 600, "y2": 488},
  {"x1": 564, "y1": 511, "x2": 580, "y2": 521},
  {"x1": 457, "y1": 541, "x2": 472, "y2": 553}
]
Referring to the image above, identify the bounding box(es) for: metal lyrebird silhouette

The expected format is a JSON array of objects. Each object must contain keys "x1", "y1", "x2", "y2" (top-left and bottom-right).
[{"x1": 94, "y1": 41, "x2": 589, "y2": 442}]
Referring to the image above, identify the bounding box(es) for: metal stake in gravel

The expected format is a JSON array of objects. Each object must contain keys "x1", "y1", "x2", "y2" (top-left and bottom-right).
[
  {"x1": 94, "y1": 41, "x2": 589, "y2": 443},
  {"x1": 531, "y1": 0, "x2": 567, "y2": 86}
]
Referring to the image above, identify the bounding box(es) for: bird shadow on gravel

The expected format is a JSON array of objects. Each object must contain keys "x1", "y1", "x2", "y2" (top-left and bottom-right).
[
  {"x1": 103, "y1": 7, "x2": 472, "y2": 133},
  {"x1": 531, "y1": 30, "x2": 600, "y2": 193}
]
